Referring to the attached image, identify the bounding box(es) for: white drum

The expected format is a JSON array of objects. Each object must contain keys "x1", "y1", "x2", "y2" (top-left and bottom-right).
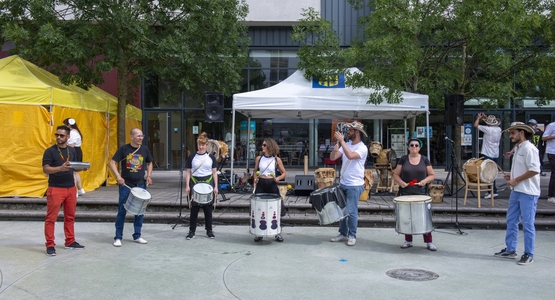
[
  {"x1": 124, "y1": 187, "x2": 152, "y2": 215},
  {"x1": 192, "y1": 183, "x2": 214, "y2": 204},
  {"x1": 393, "y1": 195, "x2": 433, "y2": 235},
  {"x1": 250, "y1": 193, "x2": 282, "y2": 237}
]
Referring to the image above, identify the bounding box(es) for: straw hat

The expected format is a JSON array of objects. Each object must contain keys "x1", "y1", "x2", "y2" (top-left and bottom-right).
[
  {"x1": 484, "y1": 115, "x2": 500, "y2": 126},
  {"x1": 344, "y1": 121, "x2": 368, "y2": 137},
  {"x1": 503, "y1": 122, "x2": 535, "y2": 134}
]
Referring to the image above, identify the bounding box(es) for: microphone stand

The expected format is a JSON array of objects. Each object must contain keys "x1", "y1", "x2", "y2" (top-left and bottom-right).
[{"x1": 172, "y1": 143, "x2": 188, "y2": 229}]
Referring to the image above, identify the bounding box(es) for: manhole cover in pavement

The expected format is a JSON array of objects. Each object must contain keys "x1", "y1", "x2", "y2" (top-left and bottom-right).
[{"x1": 386, "y1": 268, "x2": 439, "y2": 281}]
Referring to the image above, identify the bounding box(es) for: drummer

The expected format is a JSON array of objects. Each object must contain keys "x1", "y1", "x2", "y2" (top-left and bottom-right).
[
  {"x1": 185, "y1": 132, "x2": 219, "y2": 240},
  {"x1": 253, "y1": 138, "x2": 287, "y2": 242},
  {"x1": 109, "y1": 128, "x2": 153, "y2": 247},
  {"x1": 393, "y1": 138, "x2": 437, "y2": 251}
]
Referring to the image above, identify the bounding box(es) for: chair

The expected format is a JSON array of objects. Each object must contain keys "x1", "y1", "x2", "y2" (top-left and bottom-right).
[
  {"x1": 463, "y1": 164, "x2": 494, "y2": 208},
  {"x1": 289, "y1": 151, "x2": 301, "y2": 165}
]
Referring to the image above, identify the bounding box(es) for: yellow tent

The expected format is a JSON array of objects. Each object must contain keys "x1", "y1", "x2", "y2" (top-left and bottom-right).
[{"x1": 0, "y1": 55, "x2": 141, "y2": 197}]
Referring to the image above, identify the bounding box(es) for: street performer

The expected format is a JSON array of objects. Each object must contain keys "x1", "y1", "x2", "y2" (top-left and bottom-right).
[{"x1": 329, "y1": 121, "x2": 368, "y2": 246}]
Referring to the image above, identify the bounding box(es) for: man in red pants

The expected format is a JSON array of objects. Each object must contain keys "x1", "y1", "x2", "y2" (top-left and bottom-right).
[{"x1": 42, "y1": 125, "x2": 85, "y2": 256}]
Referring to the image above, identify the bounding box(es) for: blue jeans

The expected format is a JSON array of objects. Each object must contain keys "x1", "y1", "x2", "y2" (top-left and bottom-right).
[
  {"x1": 114, "y1": 183, "x2": 145, "y2": 240},
  {"x1": 482, "y1": 155, "x2": 498, "y2": 194},
  {"x1": 505, "y1": 191, "x2": 538, "y2": 257},
  {"x1": 338, "y1": 184, "x2": 364, "y2": 238}
]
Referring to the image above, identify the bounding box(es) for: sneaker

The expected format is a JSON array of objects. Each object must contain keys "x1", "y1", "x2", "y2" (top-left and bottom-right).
[
  {"x1": 134, "y1": 237, "x2": 148, "y2": 244},
  {"x1": 517, "y1": 254, "x2": 533, "y2": 265},
  {"x1": 186, "y1": 231, "x2": 195, "y2": 240},
  {"x1": 494, "y1": 248, "x2": 517, "y2": 259},
  {"x1": 78, "y1": 189, "x2": 86, "y2": 195},
  {"x1": 275, "y1": 234, "x2": 284, "y2": 242},
  {"x1": 65, "y1": 241, "x2": 85, "y2": 249},
  {"x1": 254, "y1": 236, "x2": 263, "y2": 242},
  {"x1": 207, "y1": 231, "x2": 215, "y2": 239},
  {"x1": 401, "y1": 241, "x2": 413, "y2": 249},
  {"x1": 347, "y1": 236, "x2": 356, "y2": 246},
  {"x1": 46, "y1": 247, "x2": 56, "y2": 256},
  {"x1": 330, "y1": 234, "x2": 348, "y2": 242},
  {"x1": 484, "y1": 193, "x2": 498, "y2": 199},
  {"x1": 547, "y1": 197, "x2": 555, "y2": 204},
  {"x1": 113, "y1": 239, "x2": 122, "y2": 247},
  {"x1": 427, "y1": 243, "x2": 437, "y2": 251}
]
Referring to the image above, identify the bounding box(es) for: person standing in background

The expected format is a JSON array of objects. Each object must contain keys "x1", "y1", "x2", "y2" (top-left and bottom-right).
[
  {"x1": 63, "y1": 118, "x2": 86, "y2": 196},
  {"x1": 474, "y1": 113, "x2": 502, "y2": 199},
  {"x1": 542, "y1": 121, "x2": 555, "y2": 203}
]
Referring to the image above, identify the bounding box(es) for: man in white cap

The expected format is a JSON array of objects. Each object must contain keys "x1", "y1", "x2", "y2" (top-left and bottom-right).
[
  {"x1": 329, "y1": 121, "x2": 368, "y2": 246},
  {"x1": 494, "y1": 122, "x2": 540, "y2": 265},
  {"x1": 542, "y1": 120, "x2": 555, "y2": 203},
  {"x1": 474, "y1": 112, "x2": 502, "y2": 198}
]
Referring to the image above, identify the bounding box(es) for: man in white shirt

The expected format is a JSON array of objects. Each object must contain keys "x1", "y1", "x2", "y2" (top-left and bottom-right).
[
  {"x1": 542, "y1": 121, "x2": 555, "y2": 203},
  {"x1": 474, "y1": 113, "x2": 502, "y2": 198},
  {"x1": 494, "y1": 122, "x2": 540, "y2": 265},
  {"x1": 329, "y1": 121, "x2": 368, "y2": 247}
]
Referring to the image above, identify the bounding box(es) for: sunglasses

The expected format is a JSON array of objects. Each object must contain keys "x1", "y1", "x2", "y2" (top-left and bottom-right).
[
  {"x1": 262, "y1": 144, "x2": 267, "y2": 147},
  {"x1": 409, "y1": 144, "x2": 420, "y2": 148},
  {"x1": 55, "y1": 134, "x2": 67, "y2": 137}
]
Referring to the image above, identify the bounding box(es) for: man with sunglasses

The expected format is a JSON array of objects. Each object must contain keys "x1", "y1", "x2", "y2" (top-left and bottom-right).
[
  {"x1": 42, "y1": 125, "x2": 85, "y2": 256},
  {"x1": 329, "y1": 121, "x2": 368, "y2": 246}
]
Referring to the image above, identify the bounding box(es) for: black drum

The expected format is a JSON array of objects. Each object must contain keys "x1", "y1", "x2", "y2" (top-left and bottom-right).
[{"x1": 309, "y1": 185, "x2": 348, "y2": 225}]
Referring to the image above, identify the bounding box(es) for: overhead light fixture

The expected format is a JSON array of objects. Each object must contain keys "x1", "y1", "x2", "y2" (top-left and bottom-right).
[
  {"x1": 297, "y1": 111, "x2": 302, "y2": 119},
  {"x1": 353, "y1": 111, "x2": 359, "y2": 118}
]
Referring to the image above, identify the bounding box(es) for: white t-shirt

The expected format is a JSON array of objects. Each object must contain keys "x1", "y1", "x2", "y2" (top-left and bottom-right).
[
  {"x1": 543, "y1": 122, "x2": 555, "y2": 155},
  {"x1": 511, "y1": 140, "x2": 540, "y2": 196},
  {"x1": 478, "y1": 125, "x2": 501, "y2": 158},
  {"x1": 338, "y1": 141, "x2": 368, "y2": 186},
  {"x1": 68, "y1": 129, "x2": 82, "y2": 147}
]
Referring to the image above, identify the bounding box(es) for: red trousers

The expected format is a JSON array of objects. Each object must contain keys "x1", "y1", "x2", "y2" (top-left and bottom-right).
[
  {"x1": 405, "y1": 232, "x2": 432, "y2": 243},
  {"x1": 44, "y1": 186, "x2": 77, "y2": 247}
]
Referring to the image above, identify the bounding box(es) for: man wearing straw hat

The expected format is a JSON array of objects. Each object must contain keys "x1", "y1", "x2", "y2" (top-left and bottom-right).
[
  {"x1": 329, "y1": 121, "x2": 368, "y2": 246},
  {"x1": 494, "y1": 122, "x2": 540, "y2": 265},
  {"x1": 474, "y1": 113, "x2": 502, "y2": 198}
]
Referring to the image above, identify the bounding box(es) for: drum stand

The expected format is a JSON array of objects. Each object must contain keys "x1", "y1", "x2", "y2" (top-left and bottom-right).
[{"x1": 439, "y1": 138, "x2": 470, "y2": 235}]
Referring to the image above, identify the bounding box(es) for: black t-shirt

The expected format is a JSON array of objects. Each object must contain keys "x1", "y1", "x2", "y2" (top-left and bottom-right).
[
  {"x1": 397, "y1": 155, "x2": 431, "y2": 195},
  {"x1": 42, "y1": 145, "x2": 76, "y2": 187},
  {"x1": 112, "y1": 144, "x2": 153, "y2": 186},
  {"x1": 532, "y1": 128, "x2": 544, "y2": 153}
]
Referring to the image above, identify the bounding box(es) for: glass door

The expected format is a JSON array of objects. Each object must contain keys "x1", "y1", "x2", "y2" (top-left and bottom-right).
[{"x1": 147, "y1": 112, "x2": 169, "y2": 169}]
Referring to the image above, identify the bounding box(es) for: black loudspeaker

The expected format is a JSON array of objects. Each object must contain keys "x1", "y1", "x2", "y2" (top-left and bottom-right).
[
  {"x1": 444, "y1": 94, "x2": 464, "y2": 126},
  {"x1": 204, "y1": 92, "x2": 224, "y2": 122}
]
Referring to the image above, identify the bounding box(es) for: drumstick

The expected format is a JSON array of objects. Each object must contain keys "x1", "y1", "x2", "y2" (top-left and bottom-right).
[{"x1": 123, "y1": 184, "x2": 132, "y2": 190}]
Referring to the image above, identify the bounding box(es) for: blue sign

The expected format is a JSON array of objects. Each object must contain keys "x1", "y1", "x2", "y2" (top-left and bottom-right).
[
  {"x1": 312, "y1": 74, "x2": 346, "y2": 88},
  {"x1": 240, "y1": 120, "x2": 256, "y2": 131}
]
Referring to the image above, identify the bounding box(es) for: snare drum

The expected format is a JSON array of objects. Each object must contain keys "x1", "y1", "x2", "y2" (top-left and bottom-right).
[
  {"x1": 250, "y1": 193, "x2": 282, "y2": 237},
  {"x1": 393, "y1": 195, "x2": 433, "y2": 235},
  {"x1": 192, "y1": 183, "x2": 214, "y2": 204},
  {"x1": 309, "y1": 185, "x2": 348, "y2": 225},
  {"x1": 124, "y1": 187, "x2": 152, "y2": 215},
  {"x1": 463, "y1": 158, "x2": 498, "y2": 183}
]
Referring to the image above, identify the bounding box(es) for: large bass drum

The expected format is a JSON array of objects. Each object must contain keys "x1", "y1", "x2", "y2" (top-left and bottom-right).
[
  {"x1": 393, "y1": 195, "x2": 433, "y2": 235},
  {"x1": 309, "y1": 185, "x2": 348, "y2": 225},
  {"x1": 250, "y1": 193, "x2": 282, "y2": 237}
]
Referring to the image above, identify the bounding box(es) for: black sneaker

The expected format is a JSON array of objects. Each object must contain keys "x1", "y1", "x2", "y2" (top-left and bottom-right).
[
  {"x1": 207, "y1": 231, "x2": 215, "y2": 239},
  {"x1": 494, "y1": 248, "x2": 517, "y2": 259},
  {"x1": 46, "y1": 247, "x2": 56, "y2": 256},
  {"x1": 275, "y1": 234, "x2": 284, "y2": 242},
  {"x1": 186, "y1": 231, "x2": 195, "y2": 240},
  {"x1": 65, "y1": 241, "x2": 85, "y2": 250},
  {"x1": 517, "y1": 254, "x2": 533, "y2": 265}
]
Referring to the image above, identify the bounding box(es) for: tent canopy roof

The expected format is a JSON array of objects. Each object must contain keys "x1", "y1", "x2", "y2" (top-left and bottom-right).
[{"x1": 233, "y1": 68, "x2": 428, "y2": 120}]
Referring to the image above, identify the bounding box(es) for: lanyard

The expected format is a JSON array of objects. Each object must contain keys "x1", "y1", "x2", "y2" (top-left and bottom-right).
[{"x1": 57, "y1": 146, "x2": 69, "y2": 162}]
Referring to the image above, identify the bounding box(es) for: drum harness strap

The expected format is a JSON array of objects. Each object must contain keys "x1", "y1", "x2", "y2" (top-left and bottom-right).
[{"x1": 191, "y1": 154, "x2": 212, "y2": 184}]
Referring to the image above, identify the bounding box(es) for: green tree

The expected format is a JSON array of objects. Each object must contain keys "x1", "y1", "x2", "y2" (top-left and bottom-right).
[
  {"x1": 1, "y1": 0, "x2": 250, "y2": 146},
  {"x1": 292, "y1": 0, "x2": 554, "y2": 161}
]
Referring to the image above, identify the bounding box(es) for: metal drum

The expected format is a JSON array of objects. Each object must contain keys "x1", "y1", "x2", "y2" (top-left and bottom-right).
[
  {"x1": 124, "y1": 187, "x2": 152, "y2": 215},
  {"x1": 192, "y1": 183, "x2": 214, "y2": 204},
  {"x1": 68, "y1": 161, "x2": 90, "y2": 170},
  {"x1": 250, "y1": 193, "x2": 282, "y2": 237},
  {"x1": 393, "y1": 195, "x2": 433, "y2": 235},
  {"x1": 309, "y1": 185, "x2": 348, "y2": 225}
]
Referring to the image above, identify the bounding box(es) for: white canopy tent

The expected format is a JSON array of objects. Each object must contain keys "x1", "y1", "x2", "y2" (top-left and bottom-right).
[{"x1": 230, "y1": 68, "x2": 430, "y2": 176}]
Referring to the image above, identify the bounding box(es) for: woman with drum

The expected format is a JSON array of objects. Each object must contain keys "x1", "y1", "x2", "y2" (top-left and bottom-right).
[
  {"x1": 63, "y1": 118, "x2": 86, "y2": 196},
  {"x1": 185, "y1": 132, "x2": 219, "y2": 240},
  {"x1": 393, "y1": 138, "x2": 437, "y2": 251},
  {"x1": 252, "y1": 138, "x2": 287, "y2": 242}
]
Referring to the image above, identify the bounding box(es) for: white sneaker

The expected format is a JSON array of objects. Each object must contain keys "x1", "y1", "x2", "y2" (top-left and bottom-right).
[
  {"x1": 347, "y1": 236, "x2": 356, "y2": 246},
  {"x1": 330, "y1": 234, "x2": 347, "y2": 242},
  {"x1": 547, "y1": 197, "x2": 555, "y2": 204},
  {"x1": 427, "y1": 243, "x2": 437, "y2": 251},
  {"x1": 484, "y1": 193, "x2": 498, "y2": 199},
  {"x1": 134, "y1": 237, "x2": 148, "y2": 244},
  {"x1": 401, "y1": 241, "x2": 413, "y2": 249},
  {"x1": 78, "y1": 189, "x2": 86, "y2": 195},
  {"x1": 113, "y1": 239, "x2": 122, "y2": 247}
]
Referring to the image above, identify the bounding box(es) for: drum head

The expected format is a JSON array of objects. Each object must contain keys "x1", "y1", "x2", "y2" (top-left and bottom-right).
[
  {"x1": 394, "y1": 195, "x2": 431, "y2": 202},
  {"x1": 193, "y1": 183, "x2": 213, "y2": 194},
  {"x1": 130, "y1": 187, "x2": 151, "y2": 200},
  {"x1": 310, "y1": 185, "x2": 334, "y2": 196},
  {"x1": 254, "y1": 193, "x2": 281, "y2": 201}
]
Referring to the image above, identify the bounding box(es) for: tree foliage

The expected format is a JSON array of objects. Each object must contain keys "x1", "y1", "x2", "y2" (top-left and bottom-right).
[{"x1": 1, "y1": 0, "x2": 250, "y2": 146}]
